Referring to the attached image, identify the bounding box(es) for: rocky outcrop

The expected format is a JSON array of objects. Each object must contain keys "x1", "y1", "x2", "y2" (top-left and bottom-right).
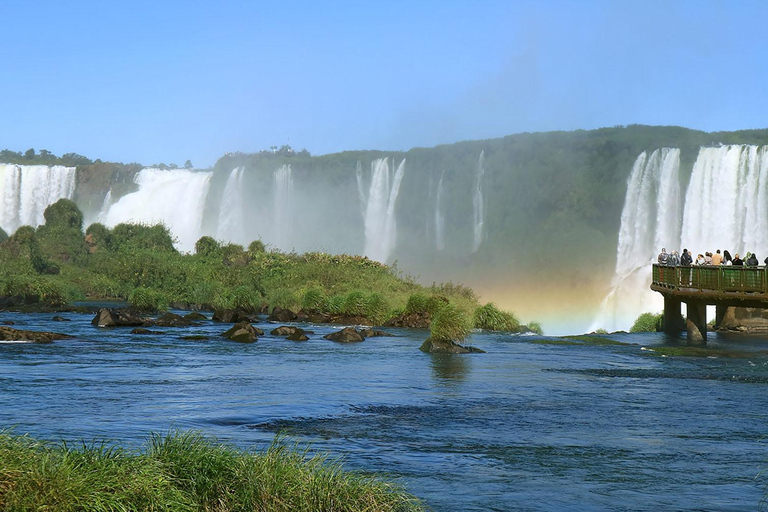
[
  {"x1": 268, "y1": 306, "x2": 298, "y2": 323},
  {"x1": 359, "y1": 328, "x2": 394, "y2": 338},
  {"x1": 91, "y1": 308, "x2": 145, "y2": 327},
  {"x1": 184, "y1": 312, "x2": 208, "y2": 321},
  {"x1": 147, "y1": 313, "x2": 195, "y2": 328},
  {"x1": 716, "y1": 307, "x2": 768, "y2": 332},
  {"x1": 384, "y1": 312, "x2": 431, "y2": 329},
  {"x1": 221, "y1": 321, "x2": 263, "y2": 343},
  {"x1": 286, "y1": 331, "x2": 310, "y2": 341},
  {"x1": 0, "y1": 326, "x2": 73, "y2": 343},
  {"x1": 419, "y1": 338, "x2": 485, "y2": 354},
  {"x1": 271, "y1": 325, "x2": 312, "y2": 341},
  {"x1": 212, "y1": 309, "x2": 255, "y2": 323},
  {"x1": 324, "y1": 326, "x2": 365, "y2": 343}
]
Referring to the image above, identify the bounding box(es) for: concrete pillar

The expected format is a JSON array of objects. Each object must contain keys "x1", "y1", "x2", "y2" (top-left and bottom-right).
[
  {"x1": 663, "y1": 297, "x2": 683, "y2": 334},
  {"x1": 685, "y1": 300, "x2": 707, "y2": 345},
  {"x1": 715, "y1": 304, "x2": 728, "y2": 329}
]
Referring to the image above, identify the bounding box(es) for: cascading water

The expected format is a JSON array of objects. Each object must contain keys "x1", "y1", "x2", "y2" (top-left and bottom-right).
[
  {"x1": 435, "y1": 171, "x2": 446, "y2": 251},
  {"x1": 591, "y1": 148, "x2": 681, "y2": 332},
  {"x1": 100, "y1": 168, "x2": 212, "y2": 253},
  {"x1": 216, "y1": 167, "x2": 246, "y2": 244},
  {"x1": 358, "y1": 157, "x2": 406, "y2": 263},
  {"x1": 680, "y1": 145, "x2": 768, "y2": 256},
  {"x1": 472, "y1": 151, "x2": 485, "y2": 253},
  {"x1": 272, "y1": 165, "x2": 293, "y2": 250},
  {"x1": 0, "y1": 164, "x2": 76, "y2": 234}
]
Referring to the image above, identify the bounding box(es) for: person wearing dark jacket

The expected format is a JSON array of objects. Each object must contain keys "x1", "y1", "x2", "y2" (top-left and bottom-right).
[
  {"x1": 747, "y1": 253, "x2": 759, "y2": 266},
  {"x1": 732, "y1": 253, "x2": 744, "y2": 266},
  {"x1": 681, "y1": 249, "x2": 693, "y2": 266}
]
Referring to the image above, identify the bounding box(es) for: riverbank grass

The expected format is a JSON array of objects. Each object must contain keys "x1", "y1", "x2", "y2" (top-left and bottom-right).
[{"x1": 0, "y1": 430, "x2": 424, "y2": 512}]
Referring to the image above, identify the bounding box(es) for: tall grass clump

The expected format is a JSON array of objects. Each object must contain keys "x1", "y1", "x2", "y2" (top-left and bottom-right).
[
  {"x1": 128, "y1": 286, "x2": 168, "y2": 312},
  {"x1": 364, "y1": 293, "x2": 390, "y2": 325},
  {"x1": 0, "y1": 429, "x2": 424, "y2": 512},
  {"x1": 473, "y1": 302, "x2": 520, "y2": 332},
  {"x1": 430, "y1": 303, "x2": 473, "y2": 343},
  {"x1": 630, "y1": 312, "x2": 663, "y2": 332},
  {"x1": 301, "y1": 287, "x2": 326, "y2": 313}
]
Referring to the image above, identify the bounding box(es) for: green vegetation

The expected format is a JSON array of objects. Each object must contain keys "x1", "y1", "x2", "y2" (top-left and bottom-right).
[
  {"x1": 430, "y1": 303, "x2": 473, "y2": 343},
  {"x1": 0, "y1": 202, "x2": 550, "y2": 335},
  {"x1": 640, "y1": 346, "x2": 762, "y2": 358},
  {"x1": 630, "y1": 312, "x2": 663, "y2": 332},
  {"x1": 0, "y1": 429, "x2": 423, "y2": 512},
  {"x1": 473, "y1": 302, "x2": 521, "y2": 332}
]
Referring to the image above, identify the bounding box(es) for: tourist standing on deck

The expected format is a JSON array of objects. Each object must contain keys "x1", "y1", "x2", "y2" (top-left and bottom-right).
[
  {"x1": 733, "y1": 253, "x2": 744, "y2": 266},
  {"x1": 681, "y1": 249, "x2": 693, "y2": 266},
  {"x1": 712, "y1": 250, "x2": 723, "y2": 265},
  {"x1": 658, "y1": 248, "x2": 669, "y2": 265}
]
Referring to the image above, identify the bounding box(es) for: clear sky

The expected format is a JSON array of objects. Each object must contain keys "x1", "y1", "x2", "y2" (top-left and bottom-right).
[{"x1": 2, "y1": 0, "x2": 767, "y2": 168}]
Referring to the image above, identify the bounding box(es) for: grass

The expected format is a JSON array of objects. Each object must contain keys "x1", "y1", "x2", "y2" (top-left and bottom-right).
[
  {"x1": 430, "y1": 303, "x2": 472, "y2": 343},
  {"x1": 640, "y1": 346, "x2": 766, "y2": 358},
  {"x1": 473, "y1": 302, "x2": 520, "y2": 332},
  {"x1": 0, "y1": 429, "x2": 424, "y2": 512}
]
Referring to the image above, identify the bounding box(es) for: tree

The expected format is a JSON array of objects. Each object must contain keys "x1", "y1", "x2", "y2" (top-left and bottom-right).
[
  {"x1": 24, "y1": 148, "x2": 35, "y2": 160},
  {"x1": 184, "y1": 160, "x2": 193, "y2": 169},
  {"x1": 43, "y1": 199, "x2": 84, "y2": 231}
]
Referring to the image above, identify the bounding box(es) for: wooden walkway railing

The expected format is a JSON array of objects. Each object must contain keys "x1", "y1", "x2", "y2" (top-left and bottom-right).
[{"x1": 651, "y1": 264, "x2": 768, "y2": 295}]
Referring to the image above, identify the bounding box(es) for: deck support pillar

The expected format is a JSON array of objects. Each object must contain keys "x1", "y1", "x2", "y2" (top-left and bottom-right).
[
  {"x1": 715, "y1": 304, "x2": 728, "y2": 329},
  {"x1": 663, "y1": 297, "x2": 683, "y2": 335},
  {"x1": 685, "y1": 300, "x2": 707, "y2": 345}
]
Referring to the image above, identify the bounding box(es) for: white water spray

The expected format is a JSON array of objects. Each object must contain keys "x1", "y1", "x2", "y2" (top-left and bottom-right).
[
  {"x1": 472, "y1": 151, "x2": 485, "y2": 253},
  {"x1": 0, "y1": 164, "x2": 76, "y2": 234},
  {"x1": 358, "y1": 158, "x2": 406, "y2": 263},
  {"x1": 591, "y1": 148, "x2": 681, "y2": 332},
  {"x1": 272, "y1": 164, "x2": 293, "y2": 250},
  {"x1": 216, "y1": 167, "x2": 246, "y2": 244},
  {"x1": 435, "y1": 171, "x2": 446, "y2": 251},
  {"x1": 100, "y1": 168, "x2": 212, "y2": 252}
]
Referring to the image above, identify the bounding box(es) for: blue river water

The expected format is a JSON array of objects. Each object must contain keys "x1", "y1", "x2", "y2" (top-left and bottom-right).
[{"x1": 2, "y1": 310, "x2": 768, "y2": 511}]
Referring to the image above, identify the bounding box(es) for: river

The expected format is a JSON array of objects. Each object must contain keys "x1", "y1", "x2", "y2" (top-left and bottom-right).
[{"x1": 1, "y1": 310, "x2": 767, "y2": 511}]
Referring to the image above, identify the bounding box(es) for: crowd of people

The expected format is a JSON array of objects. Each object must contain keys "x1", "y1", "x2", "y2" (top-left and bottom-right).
[{"x1": 657, "y1": 248, "x2": 766, "y2": 267}]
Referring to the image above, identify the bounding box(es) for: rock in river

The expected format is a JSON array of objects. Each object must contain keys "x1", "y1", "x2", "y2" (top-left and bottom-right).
[{"x1": 0, "y1": 326, "x2": 72, "y2": 343}]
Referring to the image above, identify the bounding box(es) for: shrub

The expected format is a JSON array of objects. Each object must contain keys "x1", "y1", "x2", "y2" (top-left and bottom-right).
[
  {"x1": 248, "y1": 239, "x2": 266, "y2": 255},
  {"x1": 230, "y1": 285, "x2": 260, "y2": 312},
  {"x1": 430, "y1": 303, "x2": 473, "y2": 343},
  {"x1": 405, "y1": 293, "x2": 429, "y2": 315},
  {"x1": 111, "y1": 223, "x2": 176, "y2": 253},
  {"x1": 473, "y1": 302, "x2": 521, "y2": 332},
  {"x1": 85, "y1": 222, "x2": 112, "y2": 248},
  {"x1": 343, "y1": 290, "x2": 367, "y2": 316},
  {"x1": 364, "y1": 293, "x2": 390, "y2": 325},
  {"x1": 128, "y1": 287, "x2": 168, "y2": 312},
  {"x1": 325, "y1": 294, "x2": 346, "y2": 315},
  {"x1": 301, "y1": 287, "x2": 326, "y2": 313},
  {"x1": 43, "y1": 199, "x2": 83, "y2": 231},
  {"x1": 630, "y1": 312, "x2": 663, "y2": 332},
  {"x1": 526, "y1": 321, "x2": 543, "y2": 335},
  {"x1": 194, "y1": 236, "x2": 220, "y2": 257},
  {"x1": 0, "y1": 226, "x2": 7, "y2": 243}
]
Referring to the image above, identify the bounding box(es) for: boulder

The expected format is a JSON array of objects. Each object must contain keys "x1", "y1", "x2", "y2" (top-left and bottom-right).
[
  {"x1": 419, "y1": 338, "x2": 486, "y2": 354},
  {"x1": 268, "y1": 306, "x2": 297, "y2": 323},
  {"x1": 0, "y1": 326, "x2": 72, "y2": 343},
  {"x1": 184, "y1": 312, "x2": 208, "y2": 321},
  {"x1": 131, "y1": 328, "x2": 159, "y2": 335},
  {"x1": 286, "y1": 331, "x2": 310, "y2": 341},
  {"x1": 91, "y1": 308, "x2": 146, "y2": 327},
  {"x1": 359, "y1": 328, "x2": 394, "y2": 338},
  {"x1": 213, "y1": 308, "x2": 254, "y2": 323},
  {"x1": 270, "y1": 325, "x2": 300, "y2": 336},
  {"x1": 323, "y1": 326, "x2": 365, "y2": 343},
  {"x1": 148, "y1": 313, "x2": 194, "y2": 328},
  {"x1": 52, "y1": 316, "x2": 70, "y2": 322},
  {"x1": 3, "y1": 321, "x2": 15, "y2": 325},
  {"x1": 221, "y1": 321, "x2": 263, "y2": 343}
]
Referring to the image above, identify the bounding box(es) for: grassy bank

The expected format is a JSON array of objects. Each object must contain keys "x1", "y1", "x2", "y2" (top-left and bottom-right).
[
  {"x1": 0, "y1": 429, "x2": 424, "y2": 512},
  {"x1": 0, "y1": 199, "x2": 541, "y2": 334}
]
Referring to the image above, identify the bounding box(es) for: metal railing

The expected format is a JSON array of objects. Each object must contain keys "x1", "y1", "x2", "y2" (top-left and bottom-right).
[{"x1": 652, "y1": 264, "x2": 767, "y2": 294}]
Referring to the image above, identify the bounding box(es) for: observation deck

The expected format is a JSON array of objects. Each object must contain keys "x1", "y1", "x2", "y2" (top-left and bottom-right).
[{"x1": 650, "y1": 264, "x2": 768, "y2": 344}]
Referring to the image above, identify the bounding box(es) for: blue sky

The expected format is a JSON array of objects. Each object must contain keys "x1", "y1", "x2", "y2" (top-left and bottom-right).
[{"x1": 2, "y1": 0, "x2": 767, "y2": 167}]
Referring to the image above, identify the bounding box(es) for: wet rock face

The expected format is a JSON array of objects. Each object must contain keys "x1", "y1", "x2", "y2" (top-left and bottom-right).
[
  {"x1": 324, "y1": 326, "x2": 365, "y2": 343},
  {"x1": 419, "y1": 338, "x2": 485, "y2": 354},
  {"x1": 268, "y1": 306, "x2": 297, "y2": 323},
  {"x1": 91, "y1": 308, "x2": 145, "y2": 327},
  {"x1": 212, "y1": 309, "x2": 255, "y2": 323},
  {"x1": 0, "y1": 326, "x2": 72, "y2": 343},
  {"x1": 221, "y1": 321, "x2": 264, "y2": 343}
]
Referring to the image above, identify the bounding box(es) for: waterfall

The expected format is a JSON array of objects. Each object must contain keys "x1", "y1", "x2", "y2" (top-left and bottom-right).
[
  {"x1": 272, "y1": 164, "x2": 293, "y2": 250},
  {"x1": 217, "y1": 166, "x2": 246, "y2": 244},
  {"x1": 435, "y1": 171, "x2": 446, "y2": 251},
  {"x1": 472, "y1": 151, "x2": 485, "y2": 253},
  {"x1": 591, "y1": 148, "x2": 681, "y2": 332},
  {"x1": 100, "y1": 168, "x2": 212, "y2": 253},
  {"x1": 680, "y1": 145, "x2": 768, "y2": 256},
  {"x1": 359, "y1": 157, "x2": 406, "y2": 263},
  {"x1": 0, "y1": 164, "x2": 76, "y2": 234}
]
